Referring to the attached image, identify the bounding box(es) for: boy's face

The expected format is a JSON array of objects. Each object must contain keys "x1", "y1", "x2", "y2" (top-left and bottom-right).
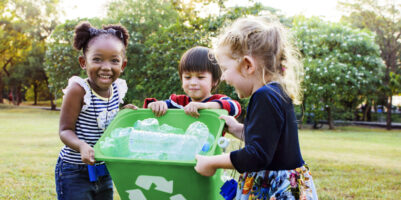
[{"x1": 182, "y1": 71, "x2": 214, "y2": 102}]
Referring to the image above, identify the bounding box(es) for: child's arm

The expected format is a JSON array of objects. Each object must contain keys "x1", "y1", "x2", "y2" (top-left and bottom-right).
[
  {"x1": 195, "y1": 154, "x2": 234, "y2": 176},
  {"x1": 143, "y1": 97, "x2": 169, "y2": 117},
  {"x1": 148, "y1": 101, "x2": 168, "y2": 117},
  {"x1": 59, "y1": 83, "x2": 95, "y2": 165},
  {"x1": 219, "y1": 115, "x2": 244, "y2": 140},
  {"x1": 209, "y1": 95, "x2": 241, "y2": 118},
  {"x1": 183, "y1": 102, "x2": 220, "y2": 118}
]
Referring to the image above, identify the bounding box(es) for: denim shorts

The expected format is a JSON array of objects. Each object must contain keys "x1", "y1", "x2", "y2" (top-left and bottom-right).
[{"x1": 55, "y1": 157, "x2": 113, "y2": 200}]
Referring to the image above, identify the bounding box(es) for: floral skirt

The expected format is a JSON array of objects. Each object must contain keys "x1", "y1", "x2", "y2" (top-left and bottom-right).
[{"x1": 236, "y1": 165, "x2": 318, "y2": 200}]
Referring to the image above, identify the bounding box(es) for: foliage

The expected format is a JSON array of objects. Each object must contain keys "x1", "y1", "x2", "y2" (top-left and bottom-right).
[
  {"x1": 292, "y1": 17, "x2": 385, "y2": 128},
  {"x1": 338, "y1": 0, "x2": 401, "y2": 129},
  {"x1": 0, "y1": 0, "x2": 59, "y2": 105}
]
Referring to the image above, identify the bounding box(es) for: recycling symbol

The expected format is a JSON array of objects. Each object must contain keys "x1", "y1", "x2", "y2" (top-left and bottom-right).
[{"x1": 126, "y1": 175, "x2": 187, "y2": 200}]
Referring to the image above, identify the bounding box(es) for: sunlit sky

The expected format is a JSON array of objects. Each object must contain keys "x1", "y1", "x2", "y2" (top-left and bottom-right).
[{"x1": 60, "y1": 0, "x2": 343, "y2": 22}]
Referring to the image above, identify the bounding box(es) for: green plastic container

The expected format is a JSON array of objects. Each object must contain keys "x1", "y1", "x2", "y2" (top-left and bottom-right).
[{"x1": 94, "y1": 109, "x2": 227, "y2": 200}]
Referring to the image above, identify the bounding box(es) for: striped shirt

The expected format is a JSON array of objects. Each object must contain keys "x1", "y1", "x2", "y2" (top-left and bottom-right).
[{"x1": 59, "y1": 81, "x2": 121, "y2": 165}]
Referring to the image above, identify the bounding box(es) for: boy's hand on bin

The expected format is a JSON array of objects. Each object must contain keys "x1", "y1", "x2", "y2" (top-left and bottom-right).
[
  {"x1": 148, "y1": 101, "x2": 168, "y2": 117},
  {"x1": 79, "y1": 142, "x2": 95, "y2": 165},
  {"x1": 184, "y1": 102, "x2": 203, "y2": 118}
]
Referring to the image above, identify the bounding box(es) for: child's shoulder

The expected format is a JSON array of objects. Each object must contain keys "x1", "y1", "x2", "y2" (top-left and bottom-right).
[
  {"x1": 255, "y1": 83, "x2": 282, "y2": 96},
  {"x1": 63, "y1": 76, "x2": 89, "y2": 95},
  {"x1": 253, "y1": 83, "x2": 289, "y2": 106}
]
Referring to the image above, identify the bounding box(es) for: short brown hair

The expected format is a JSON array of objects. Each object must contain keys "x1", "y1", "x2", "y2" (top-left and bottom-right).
[{"x1": 178, "y1": 46, "x2": 222, "y2": 91}]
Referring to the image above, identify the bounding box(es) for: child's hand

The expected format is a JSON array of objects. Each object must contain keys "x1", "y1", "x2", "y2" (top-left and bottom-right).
[
  {"x1": 194, "y1": 155, "x2": 217, "y2": 176},
  {"x1": 219, "y1": 115, "x2": 244, "y2": 139},
  {"x1": 79, "y1": 142, "x2": 95, "y2": 165},
  {"x1": 122, "y1": 104, "x2": 138, "y2": 110},
  {"x1": 184, "y1": 102, "x2": 205, "y2": 118},
  {"x1": 148, "y1": 101, "x2": 168, "y2": 117}
]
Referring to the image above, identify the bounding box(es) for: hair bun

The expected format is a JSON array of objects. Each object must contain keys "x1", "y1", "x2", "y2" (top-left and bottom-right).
[
  {"x1": 73, "y1": 21, "x2": 92, "y2": 50},
  {"x1": 103, "y1": 24, "x2": 130, "y2": 48}
]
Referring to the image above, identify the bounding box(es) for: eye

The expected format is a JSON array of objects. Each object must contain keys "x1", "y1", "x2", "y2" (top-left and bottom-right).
[
  {"x1": 93, "y1": 57, "x2": 101, "y2": 62},
  {"x1": 198, "y1": 76, "x2": 205, "y2": 79},
  {"x1": 184, "y1": 76, "x2": 191, "y2": 79},
  {"x1": 112, "y1": 59, "x2": 120, "y2": 63}
]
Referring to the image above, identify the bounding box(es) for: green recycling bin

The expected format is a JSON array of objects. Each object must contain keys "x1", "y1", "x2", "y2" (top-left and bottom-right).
[{"x1": 94, "y1": 109, "x2": 227, "y2": 200}]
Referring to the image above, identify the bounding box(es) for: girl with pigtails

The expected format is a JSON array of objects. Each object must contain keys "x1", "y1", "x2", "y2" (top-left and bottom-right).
[{"x1": 55, "y1": 21, "x2": 136, "y2": 200}]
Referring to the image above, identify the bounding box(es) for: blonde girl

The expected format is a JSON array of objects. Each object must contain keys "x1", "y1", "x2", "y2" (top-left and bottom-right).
[{"x1": 195, "y1": 17, "x2": 318, "y2": 200}]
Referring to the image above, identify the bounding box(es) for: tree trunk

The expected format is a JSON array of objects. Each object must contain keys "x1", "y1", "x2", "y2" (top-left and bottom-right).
[
  {"x1": 326, "y1": 106, "x2": 335, "y2": 130},
  {"x1": 11, "y1": 87, "x2": 17, "y2": 105},
  {"x1": 50, "y1": 91, "x2": 56, "y2": 110},
  {"x1": 33, "y1": 82, "x2": 38, "y2": 105},
  {"x1": 16, "y1": 85, "x2": 22, "y2": 105},
  {"x1": 362, "y1": 101, "x2": 371, "y2": 121},
  {"x1": 386, "y1": 96, "x2": 392, "y2": 130}
]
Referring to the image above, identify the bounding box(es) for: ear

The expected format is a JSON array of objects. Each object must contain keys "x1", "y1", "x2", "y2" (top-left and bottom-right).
[
  {"x1": 78, "y1": 56, "x2": 86, "y2": 70},
  {"x1": 242, "y1": 56, "x2": 257, "y2": 75},
  {"x1": 121, "y1": 59, "x2": 127, "y2": 72}
]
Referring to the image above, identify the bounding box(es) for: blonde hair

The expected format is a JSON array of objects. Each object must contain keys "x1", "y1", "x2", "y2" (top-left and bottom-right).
[{"x1": 216, "y1": 17, "x2": 303, "y2": 104}]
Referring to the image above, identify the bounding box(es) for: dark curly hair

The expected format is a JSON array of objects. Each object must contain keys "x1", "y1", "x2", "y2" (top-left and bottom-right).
[{"x1": 73, "y1": 21, "x2": 129, "y2": 55}]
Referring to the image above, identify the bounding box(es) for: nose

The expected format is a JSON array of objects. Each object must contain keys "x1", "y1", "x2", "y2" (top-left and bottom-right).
[
  {"x1": 101, "y1": 62, "x2": 112, "y2": 71},
  {"x1": 189, "y1": 77, "x2": 198, "y2": 85}
]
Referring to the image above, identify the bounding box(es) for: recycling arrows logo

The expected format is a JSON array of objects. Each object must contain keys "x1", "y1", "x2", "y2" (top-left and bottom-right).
[{"x1": 126, "y1": 175, "x2": 187, "y2": 200}]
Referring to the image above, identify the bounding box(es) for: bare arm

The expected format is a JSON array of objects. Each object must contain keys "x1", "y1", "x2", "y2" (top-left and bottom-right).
[
  {"x1": 59, "y1": 83, "x2": 95, "y2": 165},
  {"x1": 195, "y1": 154, "x2": 234, "y2": 176}
]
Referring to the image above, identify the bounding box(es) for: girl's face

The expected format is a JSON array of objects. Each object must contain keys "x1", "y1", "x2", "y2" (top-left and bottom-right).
[
  {"x1": 79, "y1": 36, "x2": 126, "y2": 94},
  {"x1": 182, "y1": 71, "x2": 215, "y2": 102},
  {"x1": 216, "y1": 46, "x2": 256, "y2": 99}
]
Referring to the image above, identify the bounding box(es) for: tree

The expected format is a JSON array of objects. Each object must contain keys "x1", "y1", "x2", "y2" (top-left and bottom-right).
[
  {"x1": 339, "y1": 0, "x2": 401, "y2": 129},
  {"x1": 0, "y1": 0, "x2": 31, "y2": 103},
  {"x1": 44, "y1": 0, "x2": 286, "y2": 112},
  {"x1": 293, "y1": 17, "x2": 385, "y2": 129},
  {"x1": 0, "y1": 0, "x2": 59, "y2": 106},
  {"x1": 106, "y1": 0, "x2": 285, "y2": 108}
]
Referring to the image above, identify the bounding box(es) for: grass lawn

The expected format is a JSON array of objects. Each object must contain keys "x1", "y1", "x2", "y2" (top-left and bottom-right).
[{"x1": 0, "y1": 104, "x2": 400, "y2": 199}]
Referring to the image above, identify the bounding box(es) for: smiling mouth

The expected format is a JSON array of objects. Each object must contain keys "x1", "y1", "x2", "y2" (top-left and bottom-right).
[{"x1": 99, "y1": 75, "x2": 112, "y2": 79}]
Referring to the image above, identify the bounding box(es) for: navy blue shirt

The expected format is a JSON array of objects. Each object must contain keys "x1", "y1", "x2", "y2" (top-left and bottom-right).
[{"x1": 230, "y1": 83, "x2": 304, "y2": 173}]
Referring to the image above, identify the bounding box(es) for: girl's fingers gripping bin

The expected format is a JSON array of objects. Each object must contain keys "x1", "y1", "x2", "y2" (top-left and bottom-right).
[{"x1": 94, "y1": 108, "x2": 228, "y2": 200}]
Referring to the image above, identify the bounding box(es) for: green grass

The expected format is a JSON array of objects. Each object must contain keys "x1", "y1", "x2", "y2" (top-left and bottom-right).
[
  {"x1": 0, "y1": 104, "x2": 400, "y2": 199},
  {"x1": 299, "y1": 126, "x2": 401, "y2": 199}
]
